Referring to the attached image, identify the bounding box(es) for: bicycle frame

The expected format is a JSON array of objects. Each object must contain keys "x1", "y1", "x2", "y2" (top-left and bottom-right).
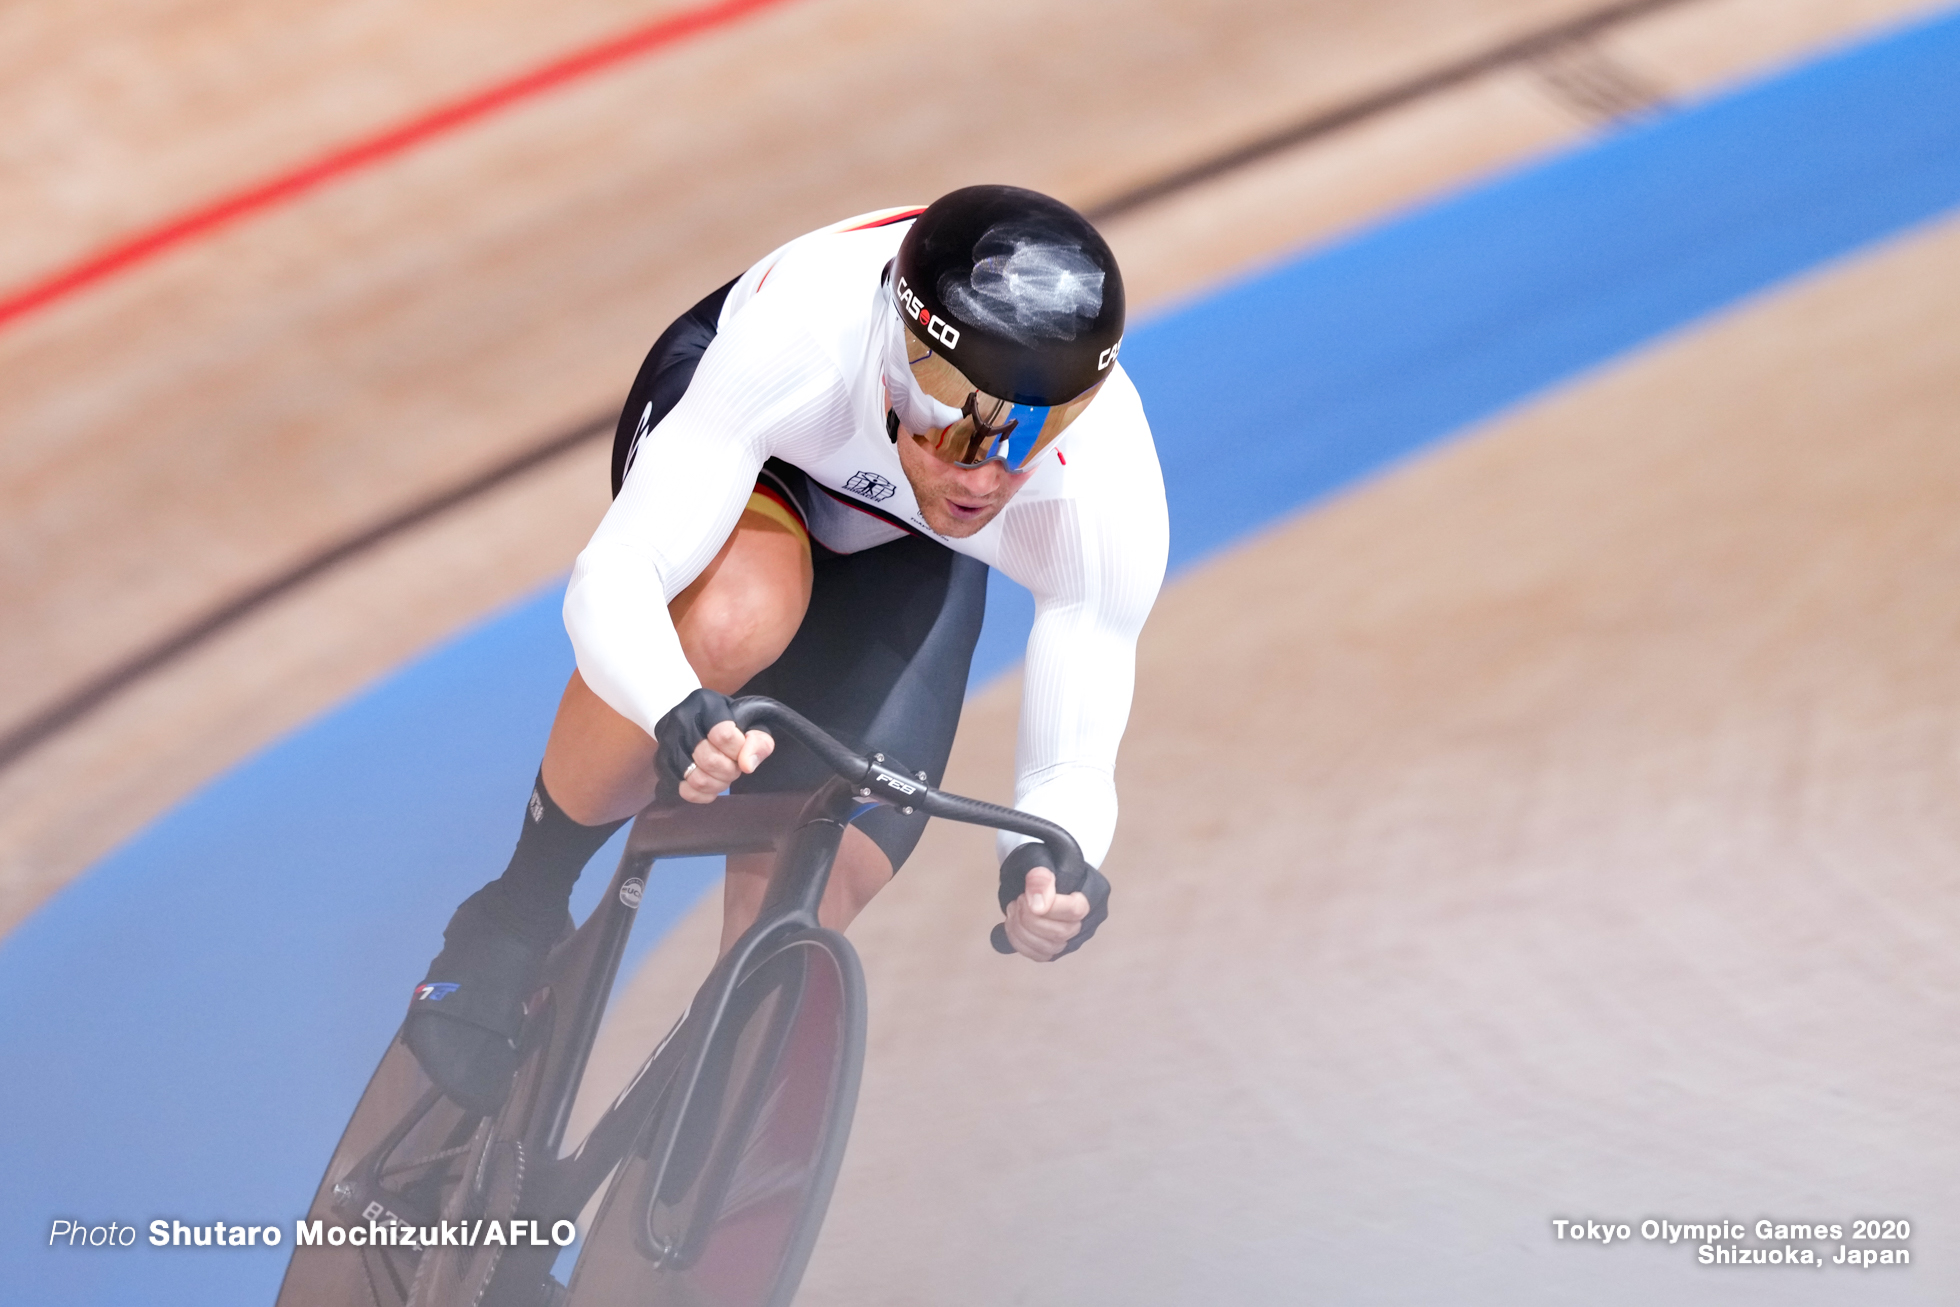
[
  {"x1": 511, "y1": 775, "x2": 865, "y2": 1229},
  {"x1": 510, "y1": 688, "x2": 1093, "y2": 1229},
  {"x1": 285, "y1": 696, "x2": 1093, "y2": 1306}
]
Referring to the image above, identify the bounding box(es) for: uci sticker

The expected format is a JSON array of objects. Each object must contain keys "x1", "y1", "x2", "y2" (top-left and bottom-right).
[{"x1": 620, "y1": 878, "x2": 645, "y2": 909}]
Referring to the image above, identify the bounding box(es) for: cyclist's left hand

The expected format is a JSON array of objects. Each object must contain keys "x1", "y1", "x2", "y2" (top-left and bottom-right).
[{"x1": 1001, "y1": 866, "x2": 1089, "y2": 961}]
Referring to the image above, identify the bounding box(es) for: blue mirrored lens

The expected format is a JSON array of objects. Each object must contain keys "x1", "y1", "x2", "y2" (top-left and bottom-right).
[{"x1": 1004, "y1": 404, "x2": 1049, "y2": 468}]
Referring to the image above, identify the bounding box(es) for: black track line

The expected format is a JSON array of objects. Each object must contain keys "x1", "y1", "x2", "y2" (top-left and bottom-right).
[
  {"x1": 0, "y1": 0, "x2": 1701, "y2": 770},
  {"x1": 1083, "y1": 0, "x2": 1694, "y2": 223},
  {"x1": 0, "y1": 413, "x2": 613, "y2": 768}
]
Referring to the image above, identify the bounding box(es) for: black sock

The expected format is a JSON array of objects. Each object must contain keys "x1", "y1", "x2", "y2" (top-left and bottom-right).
[{"x1": 490, "y1": 769, "x2": 628, "y2": 940}]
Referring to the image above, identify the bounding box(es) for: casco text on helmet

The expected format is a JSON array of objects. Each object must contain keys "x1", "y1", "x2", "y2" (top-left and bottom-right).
[{"x1": 892, "y1": 185, "x2": 1125, "y2": 407}]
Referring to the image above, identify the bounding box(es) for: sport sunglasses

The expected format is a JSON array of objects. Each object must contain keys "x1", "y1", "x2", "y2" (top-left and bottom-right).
[{"x1": 899, "y1": 339, "x2": 1103, "y2": 474}]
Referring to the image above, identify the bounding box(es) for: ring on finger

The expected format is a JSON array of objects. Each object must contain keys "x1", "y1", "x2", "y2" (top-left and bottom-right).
[{"x1": 683, "y1": 763, "x2": 698, "y2": 781}]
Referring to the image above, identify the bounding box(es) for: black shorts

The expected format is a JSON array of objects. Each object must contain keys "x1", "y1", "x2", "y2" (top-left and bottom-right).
[{"x1": 610, "y1": 283, "x2": 988, "y2": 870}]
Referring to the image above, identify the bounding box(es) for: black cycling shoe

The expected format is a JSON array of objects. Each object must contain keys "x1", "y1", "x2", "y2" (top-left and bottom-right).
[{"x1": 404, "y1": 883, "x2": 569, "y2": 1115}]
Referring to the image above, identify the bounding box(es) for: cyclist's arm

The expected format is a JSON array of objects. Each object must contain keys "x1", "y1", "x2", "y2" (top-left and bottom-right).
[
  {"x1": 1007, "y1": 529, "x2": 1164, "y2": 867},
  {"x1": 564, "y1": 313, "x2": 851, "y2": 737},
  {"x1": 992, "y1": 480, "x2": 1162, "y2": 959},
  {"x1": 997, "y1": 379, "x2": 1169, "y2": 870}
]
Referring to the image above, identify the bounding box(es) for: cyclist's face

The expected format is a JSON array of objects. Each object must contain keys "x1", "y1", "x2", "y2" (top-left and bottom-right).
[
  {"x1": 887, "y1": 306, "x2": 1104, "y2": 471},
  {"x1": 892, "y1": 416, "x2": 1036, "y2": 537}
]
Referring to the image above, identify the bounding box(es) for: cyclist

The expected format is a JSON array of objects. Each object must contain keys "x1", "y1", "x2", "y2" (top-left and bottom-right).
[{"x1": 406, "y1": 185, "x2": 1168, "y2": 1112}]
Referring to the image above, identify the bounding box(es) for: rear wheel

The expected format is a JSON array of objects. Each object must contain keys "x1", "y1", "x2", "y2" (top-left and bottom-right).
[{"x1": 565, "y1": 928, "x2": 865, "y2": 1307}]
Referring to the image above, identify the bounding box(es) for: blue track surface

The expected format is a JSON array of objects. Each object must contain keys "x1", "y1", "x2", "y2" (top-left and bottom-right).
[{"x1": 7, "y1": 10, "x2": 1960, "y2": 1301}]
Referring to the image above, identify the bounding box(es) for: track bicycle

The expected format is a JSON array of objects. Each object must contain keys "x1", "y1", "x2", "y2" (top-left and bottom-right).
[{"x1": 275, "y1": 695, "x2": 1092, "y2": 1307}]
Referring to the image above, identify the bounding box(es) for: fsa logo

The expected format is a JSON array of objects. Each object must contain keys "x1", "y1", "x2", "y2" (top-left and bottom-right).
[
  {"x1": 895, "y1": 277, "x2": 960, "y2": 350},
  {"x1": 1098, "y1": 339, "x2": 1122, "y2": 371}
]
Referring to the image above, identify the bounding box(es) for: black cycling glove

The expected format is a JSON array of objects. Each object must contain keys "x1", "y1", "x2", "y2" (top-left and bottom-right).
[
  {"x1": 653, "y1": 688, "x2": 739, "y2": 790},
  {"x1": 996, "y1": 841, "x2": 1111, "y2": 959}
]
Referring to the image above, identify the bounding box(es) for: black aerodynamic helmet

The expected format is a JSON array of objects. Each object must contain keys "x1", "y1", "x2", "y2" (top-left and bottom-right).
[{"x1": 892, "y1": 185, "x2": 1125, "y2": 408}]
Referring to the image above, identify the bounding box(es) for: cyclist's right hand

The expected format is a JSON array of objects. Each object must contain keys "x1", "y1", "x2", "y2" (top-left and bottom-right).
[{"x1": 655, "y1": 688, "x2": 775, "y2": 803}]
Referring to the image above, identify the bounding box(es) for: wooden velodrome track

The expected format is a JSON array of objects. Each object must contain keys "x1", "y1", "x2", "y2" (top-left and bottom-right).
[
  {"x1": 1, "y1": 0, "x2": 1941, "y2": 930},
  {"x1": 4, "y1": 0, "x2": 1957, "y2": 1302}
]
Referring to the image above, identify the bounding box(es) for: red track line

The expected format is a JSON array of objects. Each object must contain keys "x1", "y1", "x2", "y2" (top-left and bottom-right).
[{"x1": 0, "y1": 0, "x2": 799, "y2": 333}]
